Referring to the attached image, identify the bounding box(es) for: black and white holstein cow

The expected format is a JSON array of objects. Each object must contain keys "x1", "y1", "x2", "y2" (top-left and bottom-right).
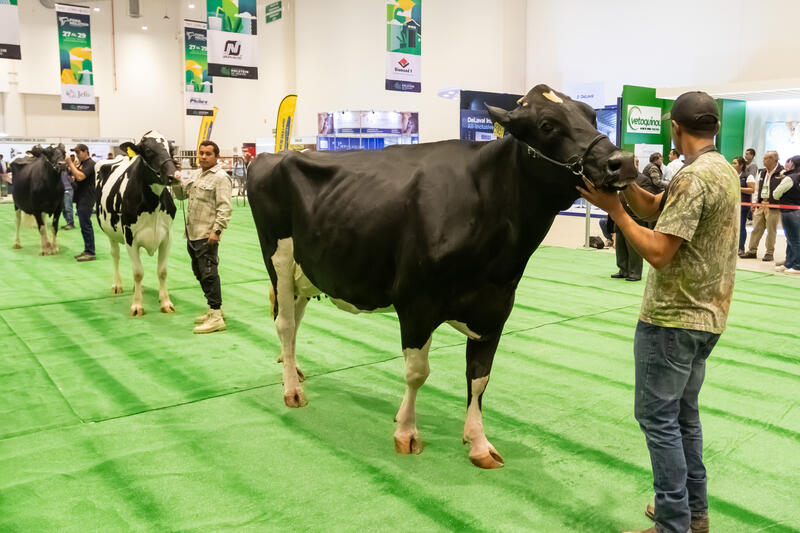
[
  {"x1": 247, "y1": 85, "x2": 638, "y2": 468},
  {"x1": 10, "y1": 144, "x2": 67, "y2": 255},
  {"x1": 95, "y1": 131, "x2": 179, "y2": 316}
]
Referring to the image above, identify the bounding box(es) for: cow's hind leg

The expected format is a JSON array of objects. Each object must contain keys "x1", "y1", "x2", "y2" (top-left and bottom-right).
[
  {"x1": 127, "y1": 246, "x2": 146, "y2": 316},
  {"x1": 157, "y1": 237, "x2": 174, "y2": 313},
  {"x1": 271, "y1": 238, "x2": 306, "y2": 407},
  {"x1": 13, "y1": 209, "x2": 22, "y2": 249},
  {"x1": 50, "y1": 210, "x2": 60, "y2": 254},
  {"x1": 394, "y1": 335, "x2": 432, "y2": 455},
  {"x1": 463, "y1": 332, "x2": 504, "y2": 469},
  {"x1": 109, "y1": 240, "x2": 123, "y2": 293}
]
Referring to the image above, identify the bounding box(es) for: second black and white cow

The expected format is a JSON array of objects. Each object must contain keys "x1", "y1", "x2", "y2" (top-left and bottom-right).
[
  {"x1": 10, "y1": 144, "x2": 66, "y2": 255},
  {"x1": 247, "y1": 85, "x2": 638, "y2": 468},
  {"x1": 96, "y1": 131, "x2": 178, "y2": 316}
]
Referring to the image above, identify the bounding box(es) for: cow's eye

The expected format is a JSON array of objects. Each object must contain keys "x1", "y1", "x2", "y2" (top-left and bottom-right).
[{"x1": 540, "y1": 122, "x2": 554, "y2": 134}]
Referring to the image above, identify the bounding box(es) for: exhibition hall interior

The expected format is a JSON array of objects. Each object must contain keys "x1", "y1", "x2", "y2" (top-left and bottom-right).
[{"x1": 0, "y1": 1, "x2": 798, "y2": 532}]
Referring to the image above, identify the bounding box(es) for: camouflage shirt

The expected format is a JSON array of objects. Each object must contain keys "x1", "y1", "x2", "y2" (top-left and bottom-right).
[{"x1": 640, "y1": 150, "x2": 740, "y2": 334}]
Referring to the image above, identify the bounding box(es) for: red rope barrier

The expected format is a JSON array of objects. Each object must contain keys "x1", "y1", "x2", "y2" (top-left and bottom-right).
[{"x1": 741, "y1": 202, "x2": 800, "y2": 210}]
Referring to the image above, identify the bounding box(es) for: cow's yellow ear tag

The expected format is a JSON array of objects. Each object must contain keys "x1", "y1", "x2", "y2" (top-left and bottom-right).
[
  {"x1": 126, "y1": 147, "x2": 136, "y2": 157},
  {"x1": 543, "y1": 91, "x2": 563, "y2": 104},
  {"x1": 493, "y1": 122, "x2": 505, "y2": 139}
]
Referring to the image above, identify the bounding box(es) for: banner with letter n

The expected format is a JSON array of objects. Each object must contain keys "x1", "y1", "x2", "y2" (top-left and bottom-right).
[
  {"x1": 55, "y1": 3, "x2": 95, "y2": 111},
  {"x1": 386, "y1": 0, "x2": 421, "y2": 93},
  {"x1": 206, "y1": 0, "x2": 258, "y2": 79},
  {"x1": 184, "y1": 20, "x2": 213, "y2": 116},
  {"x1": 0, "y1": 0, "x2": 21, "y2": 60}
]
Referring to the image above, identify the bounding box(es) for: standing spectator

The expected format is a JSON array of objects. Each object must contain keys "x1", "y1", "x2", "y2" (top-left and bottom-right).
[
  {"x1": 61, "y1": 154, "x2": 75, "y2": 230},
  {"x1": 744, "y1": 148, "x2": 759, "y2": 179},
  {"x1": 741, "y1": 151, "x2": 783, "y2": 261},
  {"x1": 612, "y1": 156, "x2": 656, "y2": 281},
  {"x1": 733, "y1": 157, "x2": 756, "y2": 256},
  {"x1": 661, "y1": 148, "x2": 684, "y2": 185},
  {"x1": 0, "y1": 154, "x2": 9, "y2": 198},
  {"x1": 642, "y1": 152, "x2": 664, "y2": 191},
  {"x1": 580, "y1": 91, "x2": 738, "y2": 533},
  {"x1": 773, "y1": 155, "x2": 800, "y2": 273},
  {"x1": 66, "y1": 144, "x2": 96, "y2": 261},
  {"x1": 107, "y1": 152, "x2": 114, "y2": 159},
  {"x1": 172, "y1": 140, "x2": 232, "y2": 334}
]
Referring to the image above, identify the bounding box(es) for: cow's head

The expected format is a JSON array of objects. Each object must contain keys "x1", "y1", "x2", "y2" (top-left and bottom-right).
[
  {"x1": 486, "y1": 84, "x2": 637, "y2": 190},
  {"x1": 120, "y1": 130, "x2": 178, "y2": 185},
  {"x1": 32, "y1": 144, "x2": 66, "y2": 173}
]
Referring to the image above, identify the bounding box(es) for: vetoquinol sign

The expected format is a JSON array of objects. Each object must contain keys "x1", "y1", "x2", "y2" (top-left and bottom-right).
[{"x1": 627, "y1": 104, "x2": 661, "y2": 134}]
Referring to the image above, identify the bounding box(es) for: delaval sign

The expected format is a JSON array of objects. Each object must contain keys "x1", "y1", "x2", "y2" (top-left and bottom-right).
[{"x1": 627, "y1": 105, "x2": 661, "y2": 134}]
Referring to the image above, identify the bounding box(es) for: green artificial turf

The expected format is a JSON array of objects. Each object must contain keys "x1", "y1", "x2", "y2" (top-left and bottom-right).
[{"x1": 0, "y1": 203, "x2": 798, "y2": 532}]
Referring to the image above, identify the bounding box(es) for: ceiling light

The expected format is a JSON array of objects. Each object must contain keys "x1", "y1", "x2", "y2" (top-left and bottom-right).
[
  {"x1": 188, "y1": 3, "x2": 195, "y2": 8},
  {"x1": 141, "y1": 25, "x2": 148, "y2": 30}
]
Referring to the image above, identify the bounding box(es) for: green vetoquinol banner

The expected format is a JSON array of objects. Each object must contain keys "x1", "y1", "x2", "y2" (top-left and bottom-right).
[
  {"x1": 184, "y1": 20, "x2": 213, "y2": 116},
  {"x1": 0, "y1": 0, "x2": 21, "y2": 60},
  {"x1": 56, "y1": 3, "x2": 95, "y2": 111},
  {"x1": 386, "y1": 0, "x2": 421, "y2": 93}
]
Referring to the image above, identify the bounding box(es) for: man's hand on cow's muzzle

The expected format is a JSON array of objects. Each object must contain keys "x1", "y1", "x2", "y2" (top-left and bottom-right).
[{"x1": 577, "y1": 176, "x2": 623, "y2": 216}]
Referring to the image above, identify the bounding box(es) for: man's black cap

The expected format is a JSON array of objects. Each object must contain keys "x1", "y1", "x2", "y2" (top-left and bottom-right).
[
  {"x1": 71, "y1": 143, "x2": 89, "y2": 152},
  {"x1": 664, "y1": 91, "x2": 719, "y2": 131}
]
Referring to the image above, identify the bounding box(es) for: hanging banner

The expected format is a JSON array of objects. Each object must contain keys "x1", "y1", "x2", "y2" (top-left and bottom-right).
[
  {"x1": 56, "y1": 3, "x2": 95, "y2": 111},
  {"x1": 386, "y1": 0, "x2": 421, "y2": 93},
  {"x1": 206, "y1": 0, "x2": 258, "y2": 79},
  {"x1": 0, "y1": 0, "x2": 21, "y2": 60},
  {"x1": 265, "y1": 1, "x2": 282, "y2": 23},
  {"x1": 184, "y1": 20, "x2": 213, "y2": 116},
  {"x1": 275, "y1": 95, "x2": 297, "y2": 153}
]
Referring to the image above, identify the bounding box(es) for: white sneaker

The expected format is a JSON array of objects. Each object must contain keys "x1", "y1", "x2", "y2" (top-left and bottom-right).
[
  {"x1": 775, "y1": 265, "x2": 787, "y2": 272},
  {"x1": 784, "y1": 268, "x2": 800, "y2": 274}
]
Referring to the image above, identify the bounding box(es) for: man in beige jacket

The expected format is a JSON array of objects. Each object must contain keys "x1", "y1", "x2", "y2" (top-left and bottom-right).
[{"x1": 173, "y1": 140, "x2": 232, "y2": 333}]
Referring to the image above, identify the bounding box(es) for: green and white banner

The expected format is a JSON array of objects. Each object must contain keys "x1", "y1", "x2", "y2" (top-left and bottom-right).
[
  {"x1": 265, "y1": 1, "x2": 281, "y2": 23},
  {"x1": 184, "y1": 20, "x2": 213, "y2": 116},
  {"x1": 0, "y1": 0, "x2": 21, "y2": 60},
  {"x1": 56, "y1": 3, "x2": 95, "y2": 111},
  {"x1": 386, "y1": 0, "x2": 421, "y2": 93},
  {"x1": 206, "y1": 0, "x2": 258, "y2": 79}
]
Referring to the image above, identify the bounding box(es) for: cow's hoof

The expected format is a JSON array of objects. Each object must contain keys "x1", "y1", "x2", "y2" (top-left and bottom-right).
[
  {"x1": 13, "y1": 244, "x2": 21, "y2": 250},
  {"x1": 39, "y1": 250, "x2": 47, "y2": 256},
  {"x1": 130, "y1": 305, "x2": 145, "y2": 317},
  {"x1": 160, "y1": 301, "x2": 175, "y2": 313},
  {"x1": 111, "y1": 285, "x2": 123, "y2": 294},
  {"x1": 469, "y1": 448, "x2": 505, "y2": 469},
  {"x1": 394, "y1": 431, "x2": 422, "y2": 455},
  {"x1": 283, "y1": 388, "x2": 307, "y2": 408}
]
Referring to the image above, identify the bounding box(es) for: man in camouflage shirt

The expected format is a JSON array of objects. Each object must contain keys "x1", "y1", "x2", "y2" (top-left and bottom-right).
[
  {"x1": 579, "y1": 91, "x2": 739, "y2": 533},
  {"x1": 173, "y1": 140, "x2": 232, "y2": 334}
]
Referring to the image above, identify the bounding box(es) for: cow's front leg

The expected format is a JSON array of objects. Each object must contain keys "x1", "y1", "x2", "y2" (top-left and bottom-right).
[
  {"x1": 463, "y1": 333, "x2": 504, "y2": 469},
  {"x1": 127, "y1": 245, "x2": 146, "y2": 316},
  {"x1": 394, "y1": 336, "x2": 432, "y2": 455},
  {"x1": 157, "y1": 237, "x2": 174, "y2": 313},
  {"x1": 13, "y1": 209, "x2": 22, "y2": 249},
  {"x1": 272, "y1": 239, "x2": 306, "y2": 407},
  {"x1": 109, "y1": 240, "x2": 123, "y2": 294}
]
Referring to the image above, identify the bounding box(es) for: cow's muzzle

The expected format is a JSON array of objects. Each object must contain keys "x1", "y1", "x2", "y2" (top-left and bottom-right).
[{"x1": 602, "y1": 151, "x2": 637, "y2": 190}]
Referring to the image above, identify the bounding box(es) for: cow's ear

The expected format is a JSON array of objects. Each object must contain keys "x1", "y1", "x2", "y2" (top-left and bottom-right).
[
  {"x1": 576, "y1": 101, "x2": 598, "y2": 128},
  {"x1": 30, "y1": 145, "x2": 43, "y2": 157},
  {"x1": 485, "y1": 105, "x2": 511, "y2": 130},
  {"x1": 120, "y1": 142, "x2": 138, "y2": 157}
]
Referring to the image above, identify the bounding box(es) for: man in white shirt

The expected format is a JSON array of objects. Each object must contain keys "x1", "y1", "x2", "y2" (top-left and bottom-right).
[
  {"x1": 661, "y1": 148, "x2": 684, "y2": 186},
  {"x1": 742, "y1": 151, "x2": 783, "y2": 261}
]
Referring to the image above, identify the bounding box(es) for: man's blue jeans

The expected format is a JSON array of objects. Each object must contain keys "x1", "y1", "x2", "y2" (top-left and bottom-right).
[
  {"x1": 634, "y1": 321, "x2": 720, "y2": 533},
  {"x1": 62, "y1": 189, "x2": 74, "y2": 226},
  {"x1": 781, "y1": 209, "x2": 800, "y2": 270}
]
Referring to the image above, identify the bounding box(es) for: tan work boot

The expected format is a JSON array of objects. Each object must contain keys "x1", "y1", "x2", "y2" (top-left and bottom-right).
[
  {"x1": 194, "y1": 308, "x2": 225, "y2": 324},
  {"x1": 193, "y1": 308, "x2": 225, "y2": 334}
]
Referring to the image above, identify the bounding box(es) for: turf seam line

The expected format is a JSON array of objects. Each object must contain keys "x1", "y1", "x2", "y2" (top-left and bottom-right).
[{"x1": 0, "y1": 311, "x2": 84, "y2": 424}]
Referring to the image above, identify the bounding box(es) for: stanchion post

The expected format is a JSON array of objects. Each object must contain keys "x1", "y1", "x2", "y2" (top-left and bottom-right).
[{"x1": 584, "y1": 201, "x2": 591, "y2": 248}]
